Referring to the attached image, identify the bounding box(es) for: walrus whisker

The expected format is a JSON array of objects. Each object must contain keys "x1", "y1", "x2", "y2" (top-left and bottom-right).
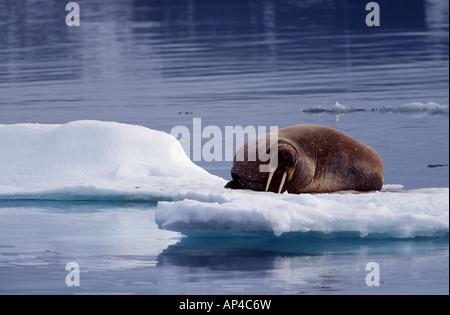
[
  {"x1": 265, "y1": 171, "x2": 275, "y2": 192},
  {"x1": 278, "y1": 171, "x2": 287, "y2": 194}
]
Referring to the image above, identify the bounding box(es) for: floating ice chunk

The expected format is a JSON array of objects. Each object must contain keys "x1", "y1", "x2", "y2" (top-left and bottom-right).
[
  {"x1": 0, "y1": 120, "x2": 225, "y2": 200},
  {"x1": 301, "y1": 101, "x2": 449, "y2": 116},
  {"x1": 156, "y1": 188, "x2": 449, "y2": 239},
  {"x1": 379, "y1": 102, "x2": 449, "y2": 115}
]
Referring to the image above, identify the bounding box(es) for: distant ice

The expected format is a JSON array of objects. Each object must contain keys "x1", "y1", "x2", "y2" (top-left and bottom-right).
[
  {"x1": 301, "y1": 102, "x2": 366, "y2": 114},
  {"x1": 0, "y1": 120, "x2": 448, "y2": 239},
  {"x1": 379, "y1": 102, "x2": 449, "y2": 115},
  {"x1": 301, "y1": 101, "x2": 449, "y2": 116}
]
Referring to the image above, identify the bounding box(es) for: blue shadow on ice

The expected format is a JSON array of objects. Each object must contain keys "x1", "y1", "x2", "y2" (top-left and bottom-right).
[{"x1": 160, "y1": 232, "x2": 449, "y2": 259}]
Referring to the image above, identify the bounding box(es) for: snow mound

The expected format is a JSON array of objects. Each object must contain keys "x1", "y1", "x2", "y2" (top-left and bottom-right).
[{"x1": 0, "y1": 120, "x2": 226, "y2": 200}]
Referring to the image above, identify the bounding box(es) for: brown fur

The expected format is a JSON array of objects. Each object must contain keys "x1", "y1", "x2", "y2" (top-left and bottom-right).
[{"x1": 224, "y1": 124, "x2": 384, "y2": 194}]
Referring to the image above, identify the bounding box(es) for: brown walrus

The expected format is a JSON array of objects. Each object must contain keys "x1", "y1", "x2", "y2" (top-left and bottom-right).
[{"x1": 224, "y1": 124, "x2": 384, "y2": 194}]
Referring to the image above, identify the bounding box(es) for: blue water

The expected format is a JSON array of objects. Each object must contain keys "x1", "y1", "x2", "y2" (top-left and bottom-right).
[
  {"x1": 0, "y1": 200, "x2": 448, "y2": 295},
  {"x1": 0, "y1": 0, "x2": 448, "y2": 294}
]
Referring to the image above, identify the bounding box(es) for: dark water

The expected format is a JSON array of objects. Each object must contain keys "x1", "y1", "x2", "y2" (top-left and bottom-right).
[{"x1": 0, "y1": 0, "x2": 448, "y2": 295}]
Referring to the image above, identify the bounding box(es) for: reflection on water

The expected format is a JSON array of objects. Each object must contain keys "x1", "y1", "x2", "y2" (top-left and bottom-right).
[
  {"x1": 0, "y1": 201, "x2": 448, "y2": 294},
  {"x1": 158, "y1": 235, "x2": 449, "y2": 294}
]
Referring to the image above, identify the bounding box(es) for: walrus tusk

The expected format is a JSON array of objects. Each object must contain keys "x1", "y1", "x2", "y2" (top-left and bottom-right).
[
  {"x1": 265, "y1": 171, "x2": 287, "y2": 193},
  {"x1": 278, "y1": 171, "x2": 287, "y2": 194},
  {"x1": 265, "y1": 171, "x2": 275, "y2": 192},
  {"x1": 265, "y1": 149, "x2": 279, "y2": 192}
]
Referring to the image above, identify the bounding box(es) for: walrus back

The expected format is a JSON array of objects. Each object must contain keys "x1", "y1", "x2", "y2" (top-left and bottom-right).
[{"x1": 280, "y1": 125, "x2": 384, "y2": 193}]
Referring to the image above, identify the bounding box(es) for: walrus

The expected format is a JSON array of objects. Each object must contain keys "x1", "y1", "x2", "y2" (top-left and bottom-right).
[{"x1": 224, "y1": 124, "x2": 384, "y2": 194}]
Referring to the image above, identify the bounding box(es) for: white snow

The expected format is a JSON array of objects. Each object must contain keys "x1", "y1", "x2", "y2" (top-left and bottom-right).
[
  {"x1": 155, "y1": 188, "x2": 449, "y2": 238},
  {"x1": 0, "y1": 120, "x2": 448, "y2": 239},
  {"x1": 0, "y1": 120, "x2": 226, "y2": 201}
]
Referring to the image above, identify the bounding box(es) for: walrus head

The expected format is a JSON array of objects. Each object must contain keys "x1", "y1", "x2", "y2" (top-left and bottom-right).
[
  {"x1": 225, "y1": 137, "x2": 302, "y2": 193},
  {"x1": 265, "y1": 142, "x2": 298, "y2": 193}
]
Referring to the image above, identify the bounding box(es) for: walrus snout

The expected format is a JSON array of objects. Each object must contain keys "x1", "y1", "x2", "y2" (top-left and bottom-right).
[{"x1": 224, "y1": 178, "x2": 243, "y2": 189}]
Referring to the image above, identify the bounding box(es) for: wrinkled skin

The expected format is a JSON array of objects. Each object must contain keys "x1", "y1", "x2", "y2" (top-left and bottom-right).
[{"x1": 225, "y1": 124, "x2": 384, "y2": 194}]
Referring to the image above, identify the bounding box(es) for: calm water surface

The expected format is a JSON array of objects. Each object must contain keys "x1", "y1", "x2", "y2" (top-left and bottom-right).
[
  {"x1": 0, "y1": 201, "x2": 448, "y2": 295},
  {"x1": 0, "y1": 0, "x2": 448, "y2": 187},
  {"x1": 0, "y1": 0, "x2": 448, "y2": 294}
]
